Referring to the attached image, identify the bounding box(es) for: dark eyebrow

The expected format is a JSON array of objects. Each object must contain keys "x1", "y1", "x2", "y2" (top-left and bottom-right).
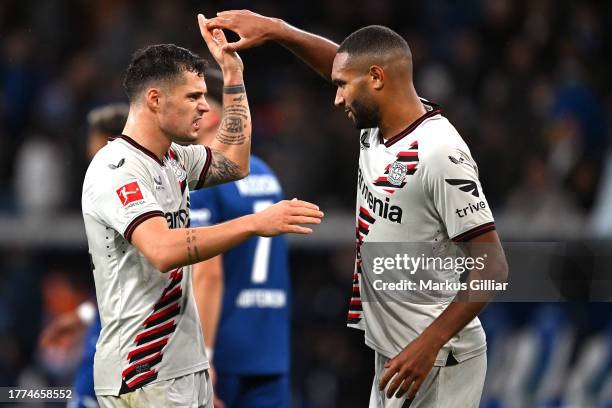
[
  {"x1": 186, "y1": 91, "x2": 204, "y2": 99},
  {"x1": 332, "y1": 79, "x2": 346, "y2": 87}
]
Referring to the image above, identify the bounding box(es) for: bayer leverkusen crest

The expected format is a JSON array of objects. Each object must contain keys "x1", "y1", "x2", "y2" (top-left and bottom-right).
[{"x1": 387, "y1": 161, "x2": 407, "y2": 186}]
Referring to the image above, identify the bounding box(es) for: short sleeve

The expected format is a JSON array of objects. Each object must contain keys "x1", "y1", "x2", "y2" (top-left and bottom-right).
[
  {"x1": 421, "y1": 144, "x2": 496, "y2": 242},
  {"x1": 84, "y1": 165, "x2": 164, "y2": 242},
  {"x1": 171, "y1": 143, "x2": 212, "y2": 190},
  {"x1": 189, "y1": 187, "x2": 222, "y2": 227}
]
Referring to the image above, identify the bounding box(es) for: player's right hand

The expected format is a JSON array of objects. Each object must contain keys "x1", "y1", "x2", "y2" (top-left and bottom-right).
[
  {"x1": 252, "y1": 198, "x2": 323, "y2": 236},
  {"x1": 205, "y1": 10, "x2": 280, "y2": 53},
  {"x1": 198, "y1": 14, "x2": 244, "y2": 74}
]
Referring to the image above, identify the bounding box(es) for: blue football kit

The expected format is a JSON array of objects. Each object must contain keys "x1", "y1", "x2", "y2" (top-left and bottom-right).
[{"x1": 190, "y1": 155, "x2": 291, "y2": 407}]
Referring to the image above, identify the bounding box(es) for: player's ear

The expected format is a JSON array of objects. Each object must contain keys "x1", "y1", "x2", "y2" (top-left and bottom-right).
[
  {"x1": 145, "y1": 88, "x2": 161, "y2": 111},
  {"x1": 369, "y1": 65, "x2": 384, "y2": 90}
]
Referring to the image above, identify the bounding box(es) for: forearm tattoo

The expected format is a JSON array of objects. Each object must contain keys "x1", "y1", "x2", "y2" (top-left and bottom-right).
[
  {"x1": 203, "y1": 148, "x2": 242, "y2": 187},
  {"x1": 217, "y1": 84, "x2": 249, "y2": 146},
  {"x1": 223, "y1": 84, "x2": 246, "y2": 94},
  {"x1": 186, "y1": 228, "x2": 201, "y2": 265}
]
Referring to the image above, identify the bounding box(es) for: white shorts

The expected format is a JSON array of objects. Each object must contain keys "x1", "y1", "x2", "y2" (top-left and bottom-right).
[
  {"x1": 369, "y1": 351, "x2": 487, "y2": 408},
  {"x1": 97, "y1": 370, "x2": 213, "y2": 408}
]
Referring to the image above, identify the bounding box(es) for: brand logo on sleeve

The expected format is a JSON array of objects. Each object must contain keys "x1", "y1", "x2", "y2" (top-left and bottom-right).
[
  {"x1": 445, "y1": 179, "x2": 479, "y2": 197},
  {"x1": 116, "y1": 181, "x2": 144, "y2": 206},
  {"x1": 108, "y1": 158, "x2": 125, "y2": 169}
]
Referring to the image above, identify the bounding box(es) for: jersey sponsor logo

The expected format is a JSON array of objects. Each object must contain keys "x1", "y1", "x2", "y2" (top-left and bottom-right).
[
  {"x1": 236, "y1": 175, "x2": 281, "y2": 196},
  {"x1": 153, "y1": 175, "x2": 162, "y2": 185},
  {"x1": 165, "y1": 208, "x2": 189, "y2": 228},
  {"x1": 358, "y1": 167, "x2": 403, "y2": 223},
  {"x1": 116, "y1": 181, "x2": 144, "y2": 206},
  {"x1": 108, "y1": 158, "x2": 125, "y2": 169},
  {"x1": 445, "y1": 178, "x2": 479, "y2": 197},
  {"x1": 455, "y1": 201, "x2": 487, "y2": 218}
]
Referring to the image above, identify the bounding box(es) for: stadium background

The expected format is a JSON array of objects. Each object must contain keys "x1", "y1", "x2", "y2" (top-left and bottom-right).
[{"x1": 0, "y1": 0, "x2": 611, "y2": 406}]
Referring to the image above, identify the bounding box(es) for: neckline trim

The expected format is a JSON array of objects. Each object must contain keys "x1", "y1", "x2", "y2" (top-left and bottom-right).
[
  {"x1": 382, "y1": 100, "x2": 442, "y2": 148},
  {"x1": 109, "y1": 134, "x2": 166, "y2": 166}
]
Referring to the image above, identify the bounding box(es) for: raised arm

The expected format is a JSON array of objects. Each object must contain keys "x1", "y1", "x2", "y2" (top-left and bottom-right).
[
  {"x1": 205, "y1": 10, "x2": 339, "y2": 81},
  {"x1": 198, "y1": 14, "x2": 252, "y2": 187}
]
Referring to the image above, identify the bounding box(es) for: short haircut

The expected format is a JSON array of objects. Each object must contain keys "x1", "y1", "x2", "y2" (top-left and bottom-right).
[
  {"x1": 86, "y1": 103, "x2": 129, "y2": 135},
  {"x1": 338, "y1": 25, "x2": 411, "y2": 60},
  {"x1": 123, "y1": 44, "x2": 207, "y2": 101}
]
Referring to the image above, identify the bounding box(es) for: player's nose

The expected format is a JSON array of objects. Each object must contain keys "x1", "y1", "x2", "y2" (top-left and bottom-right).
[
  {"x1": 334, "y1": 89, "x2": 345, "y2": 107},
  {"x1": 198, "y1": 98, "x2": 210, "y2": 114}
]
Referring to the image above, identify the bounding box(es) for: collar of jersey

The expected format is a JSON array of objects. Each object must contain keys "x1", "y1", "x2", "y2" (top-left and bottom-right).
[
  {"x1": 381, "y1": 100, "x2": 442, "y2": 148},
  {"x1": 108, "y1": 134, "x2": 166, "y2": 166}
]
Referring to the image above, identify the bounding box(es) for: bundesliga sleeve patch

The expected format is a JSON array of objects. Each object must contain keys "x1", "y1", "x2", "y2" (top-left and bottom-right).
[{"x1": 116, "y1": 181, "x2": 144, "y2": 206}]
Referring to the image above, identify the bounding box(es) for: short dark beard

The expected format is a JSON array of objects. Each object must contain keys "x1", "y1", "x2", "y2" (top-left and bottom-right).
[{"x1": 350, "y1": 98, "x2": 380, "y2": 129}]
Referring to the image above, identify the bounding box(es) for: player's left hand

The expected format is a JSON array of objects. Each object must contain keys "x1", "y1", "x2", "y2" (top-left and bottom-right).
[
  {"x1": 379, "y1": 335, "x2": 439, "y2": 399},
  {"x1": 197, "y1": 14, "x2": 244, "y2": 74}
]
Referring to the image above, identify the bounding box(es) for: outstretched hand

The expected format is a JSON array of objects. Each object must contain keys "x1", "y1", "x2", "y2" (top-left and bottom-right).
[
  {"x1": 204, "y1": 10, "x2": 280, "y2": 53},
  {"x1": 197, "y1": 14, "x2": 244, "y2": 73},
  {"x1": 253, "y1": 198, "x2": 324, "y2": 236}
]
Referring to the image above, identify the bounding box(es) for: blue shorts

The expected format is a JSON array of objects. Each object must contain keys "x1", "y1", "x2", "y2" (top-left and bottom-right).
[
  {"x1": 68, "y1": 314, "x2": 101, "y2": 408},
  {"x1": 215, "y1": 372, "x2": 289, "y2": 408}
]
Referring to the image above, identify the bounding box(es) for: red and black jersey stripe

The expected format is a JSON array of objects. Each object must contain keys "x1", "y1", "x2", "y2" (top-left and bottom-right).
[
  {"x1": 134, "y1": 321, "x2": 177, "y2": 346},
  {"x1": 452, "y1": 222, "x2": 496, "y2": 242},
  {"x1": 143, "y1": 303, "x2": 181, "y2": 329},
  {"x1": 153, "y1": 285, "x2": 182, "y2": 312},
  {"x1": 122, "y1": 352, "x2": 163, "y2": 382},
  {"x1": 373, "y1": 177, "x2": 408, "y2": 189},
  {"x1": 120, "y1": 268, "x2": 185, "y2": 394},
  {"x1": 359, "y1": 208, "x2": 376, "y2": 224},
  {"x1": 128, "y1": 338, "x2": 168, "y2": 363},
  {"x1": 124, "y1": 211, "x2": 164, "y2": 242},
  {"x1": 120, "y1": 370, "x2": 158, "y2": 393}
]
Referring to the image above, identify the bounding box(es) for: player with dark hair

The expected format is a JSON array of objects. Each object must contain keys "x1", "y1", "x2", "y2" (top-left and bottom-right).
[
  {"x1": 205, "y1": 11, "x2": 508, "y2": 407},
  {"x1": 190, "y1": 72, "x2": 291, "y2": 408},
  {"x1": 82, "y1": 16, "x2": 323, "y2": 408}
]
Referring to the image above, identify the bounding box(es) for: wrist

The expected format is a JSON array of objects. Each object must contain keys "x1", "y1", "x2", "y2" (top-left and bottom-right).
[
  {"x1": 420, "y1": 326, "x2": 448, "y2": 350},
  {"x1": 222, "y1": 70, "x2": 244, "y2": 86},
  {"x1": 243, "y1": 213, "x2": 259, "y2": 236},
  {"x1": 267, "y1": 17, "x2": 286, "y2": 42}
]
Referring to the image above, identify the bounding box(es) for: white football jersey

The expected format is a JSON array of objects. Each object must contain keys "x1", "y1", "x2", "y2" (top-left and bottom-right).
[
  {"x1": 82, "y1": 135, "x2": 212, "y2": 395},
  {"x1": 348, "y1": 101, "x2": 495, "y2": 366}
]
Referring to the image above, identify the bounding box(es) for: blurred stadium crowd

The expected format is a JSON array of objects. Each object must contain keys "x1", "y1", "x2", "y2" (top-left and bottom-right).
[{"x1": 0, "y1": 0, "x2": 610, "y2": 406}]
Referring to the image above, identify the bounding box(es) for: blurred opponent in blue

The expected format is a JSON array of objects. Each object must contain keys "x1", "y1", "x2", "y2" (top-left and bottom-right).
[
  {"x1": 191, "y1": 154, "x2": 290, "y2": 408},
  {"x1": 190, "y1": 78, "x2": 290, "y2": 407}
]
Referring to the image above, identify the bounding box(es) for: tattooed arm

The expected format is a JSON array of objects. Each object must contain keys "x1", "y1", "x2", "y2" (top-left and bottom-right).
[
  {"x1": 130, "y1": 199, "x2": 324, "y2": 272},
  {"x1": 198, "y1": 14, "x2": 252, "y2": 187}
]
